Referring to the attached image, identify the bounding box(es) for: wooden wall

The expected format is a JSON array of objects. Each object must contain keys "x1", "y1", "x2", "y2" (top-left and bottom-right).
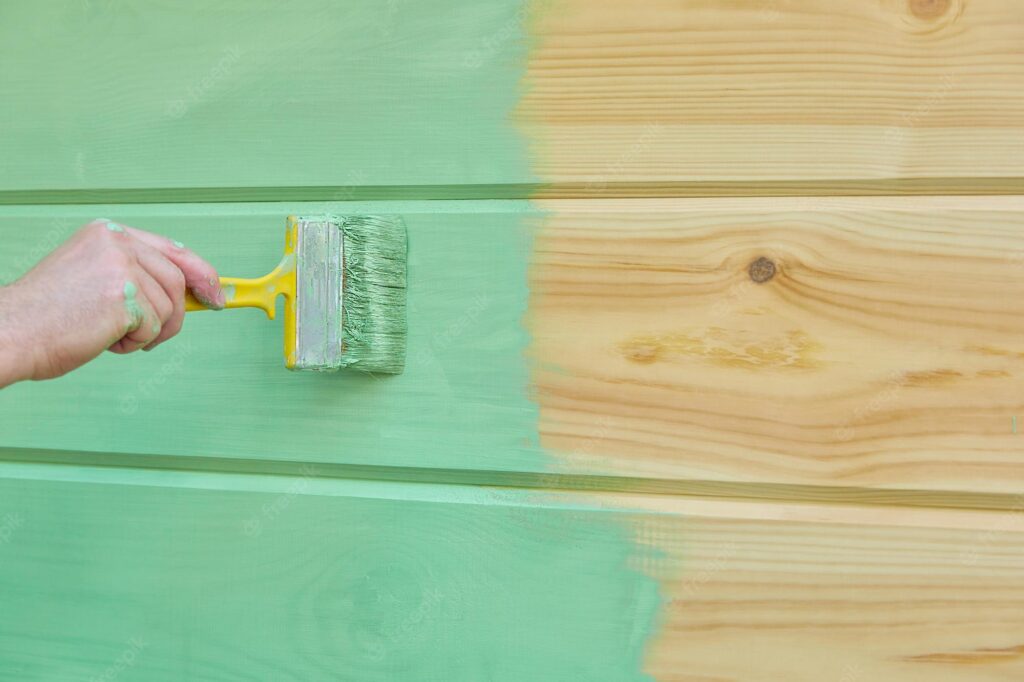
[{"x1": 1, "y1": 1, "x2": 1022, "y2": 679}]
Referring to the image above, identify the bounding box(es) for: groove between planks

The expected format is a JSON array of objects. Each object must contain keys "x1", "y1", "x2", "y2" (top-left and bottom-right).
[
  {"x1": 3, "y1": 446, "x2": 1022, "y2": 515},
  {"x1": 2, "y1": 178, "x2": 1024, "y2": 205}
]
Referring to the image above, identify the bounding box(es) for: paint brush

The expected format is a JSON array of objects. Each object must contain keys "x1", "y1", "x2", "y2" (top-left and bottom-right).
[{"x1": 185, "y1": 215, "x2": 407, "y2": 374}]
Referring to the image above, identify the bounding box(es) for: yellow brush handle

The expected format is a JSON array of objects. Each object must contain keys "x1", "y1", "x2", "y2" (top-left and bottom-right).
[
  {"x1": 184, "y1": 260, "x2": 296, "y2": 320},
  {"x1": 183, "y1": 218, "x2": 301, "y2": 367}
]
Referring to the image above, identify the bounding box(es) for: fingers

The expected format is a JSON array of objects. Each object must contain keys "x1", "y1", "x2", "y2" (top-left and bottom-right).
[
  {"x1": 132, "y1": 240, "x2": 186, "y2": 350},
  {"x1": 125, "y1": 270, "x2": 169, "y2": 351},
  {"x1": 108, "y1": 271, "x2": 167, "y2": 354},
  {"x1": 123, "y1": 226, "x2": 225, "y2": 309},
  {"x1": 96, "y1": 221, "x2": 221, "y2": 355}
]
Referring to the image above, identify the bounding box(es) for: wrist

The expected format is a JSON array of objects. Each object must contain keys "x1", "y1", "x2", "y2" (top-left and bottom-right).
[{"x1": 0, "y1": 283, "x2": 36, "y2": 387}]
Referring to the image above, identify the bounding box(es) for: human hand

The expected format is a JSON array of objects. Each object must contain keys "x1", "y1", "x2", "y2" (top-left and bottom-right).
[{"x1": 0, "y1": 219, "x2": 224, "y2": 386}]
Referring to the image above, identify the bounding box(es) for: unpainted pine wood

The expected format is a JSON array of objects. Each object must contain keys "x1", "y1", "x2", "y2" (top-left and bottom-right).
[
  {"x1": 631, "y1": 493, "x2": 1024, "y2": 681},
  {"x1": 532, "y1": 196, "x2": 1024, "y2": 496},
  {"x1": 522, "y1": 0, "x2": 1024, "y2": 195}
]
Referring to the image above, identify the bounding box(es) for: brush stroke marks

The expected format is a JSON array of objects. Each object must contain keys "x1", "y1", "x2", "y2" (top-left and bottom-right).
[
  {"x1": 0, "y1": 0, "x2": 667, "y2": 676},
  {"x1": 0, "y1": 463, "x2": 662, "y2": 681},
  {"x1": 0, "y1": 0, "x2": 535, "y2": 193}
]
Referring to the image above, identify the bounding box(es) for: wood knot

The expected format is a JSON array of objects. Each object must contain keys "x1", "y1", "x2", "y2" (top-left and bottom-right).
[
  {"x1": 909, "y1": 0, "x2": 951, "y2": 20},
  {"x1": 748, "y1": 257, "x2": 776, "y2": 284}
]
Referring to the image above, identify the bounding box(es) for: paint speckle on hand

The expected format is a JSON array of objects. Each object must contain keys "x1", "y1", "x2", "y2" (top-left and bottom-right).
[
  {"x1": 123, "y1": 281, "x2": 144, "y2": 328},
  {"x1": 105, "y1": 220, "x2": 125, "y2": 233},
  {"x1": 172, "y1": 240, "x2": 185, "y2": 249},
  {"x1": 191, "y1": 289, "x2": 225, "y2": 311}
]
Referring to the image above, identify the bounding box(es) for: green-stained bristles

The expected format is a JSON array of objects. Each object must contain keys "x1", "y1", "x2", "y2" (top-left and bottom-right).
[{"x1": 339, "y1": 215, "x2": 408, "y2": 374}]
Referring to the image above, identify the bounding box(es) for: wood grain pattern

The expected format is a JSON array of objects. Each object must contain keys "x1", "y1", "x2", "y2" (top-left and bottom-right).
[
  {"x1": 0, "y1": 0, "x2": 534, "y2": 197},
  {"x1": 533, "y1": 196, "x2": 1024, "y2": 496},
  {"x1": 522, "y1": 0, "x2": 1024, "y2": 195},
  {"x1": 2, "y1": 1, "x2": 1023, "y2": 677},
  {"x1": 3, "y1": 0, "x2": 1023, "y2": 200},
  {"x1": 3, "y1": 197, "x2": 1022, "y2": 504},
  {"x1": 638, "y1": 495, "x2": 1024, "y2": 682},
  {"x1": 1, "y1": 464, "x2": 1021, "y2": 680},
  {"x1": 0, "y1": 464, "x2": 662, "y2": 681}
]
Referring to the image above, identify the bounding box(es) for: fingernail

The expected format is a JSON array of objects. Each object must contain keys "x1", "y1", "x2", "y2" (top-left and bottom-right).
[{"x1": 194, "y1": 290, "x2": 225, "y2": 311}]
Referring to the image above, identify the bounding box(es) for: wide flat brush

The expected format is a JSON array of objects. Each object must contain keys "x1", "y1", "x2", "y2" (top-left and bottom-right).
[{"x1": 185, "y1": 214, "x2": 407, "y2": 374}]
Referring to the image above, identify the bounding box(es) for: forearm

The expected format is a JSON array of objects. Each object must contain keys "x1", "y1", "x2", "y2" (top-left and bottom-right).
[{"x1": 0, "y1": 284, "x2": 35, "y2": 388}]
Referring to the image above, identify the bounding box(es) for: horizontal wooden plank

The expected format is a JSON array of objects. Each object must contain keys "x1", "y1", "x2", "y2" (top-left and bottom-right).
[
  {"x1": 0, "y1": 0, "x2": 534, "y2": 196},
  {"x1": 523, "y1": 0, "x2": 1024, "y2": 194},
  {"x1": 0, "y1": 465, "x2": 1020, "y2": 680},
  {"x1": 2, "y1": 0, "x2": 1023, "y2": 200},
  {"x1": 533, "y1": 196, "x2": 1024, "y2": 496},
  {"x1": 2, "y1": 197, "x2": 1023, "y2": 503},
  {"x1": 0, "y1": 464, "x2": 659, "y2": 681},
  {"x1": 637, "y1": 494, "x2": 1024, "y2": 681},
  {"x1": 0, "y1": 201, "x2": 546, "y2": 476}
]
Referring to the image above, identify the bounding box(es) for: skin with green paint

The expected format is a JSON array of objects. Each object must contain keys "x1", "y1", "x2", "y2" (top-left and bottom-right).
[
  {"x1": 122, "y1": 280, "x2": 144, "y2": 328},
  {"x1": 0, "y1": 0, "x2": 664, "y2": 677},
  {"x1": 0, "y1": 218, "x2": 225, "y2": 384}
]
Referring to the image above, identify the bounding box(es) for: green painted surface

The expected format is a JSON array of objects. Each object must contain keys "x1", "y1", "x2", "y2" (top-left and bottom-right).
[
  {"x1": 0, "y1": 463, "x2": 661, "y2": 681},
  {"x1": 0, "y1": 0, "x2": 668, "y2": 675},
  {"x1": 0, "y1": 202, "x2": 546, "y2": 474},
  {"x1": 0, "y1": 202, "x2": 668, "y2": 676},
  {"x1": 0, "y1": 0, "x2": 536, "y2": 192},
  {"x1": 0, "y1": 202, "x2": 667, "y2": 673}
]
